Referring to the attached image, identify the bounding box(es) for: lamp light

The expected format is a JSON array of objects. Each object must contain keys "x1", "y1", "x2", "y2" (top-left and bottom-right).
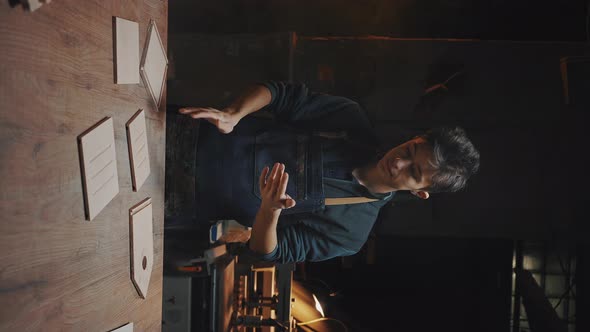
[{"x1": 312, "y1": 294, "x2": 325, "y2": 318}]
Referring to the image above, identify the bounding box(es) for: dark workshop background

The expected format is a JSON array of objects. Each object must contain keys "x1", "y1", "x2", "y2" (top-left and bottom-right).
[{"x1": 165, "y1": 1, "x2": 590, "y2": 331}]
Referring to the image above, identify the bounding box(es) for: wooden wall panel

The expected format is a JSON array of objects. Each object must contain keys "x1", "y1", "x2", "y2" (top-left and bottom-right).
[{"x1": 0, "y1": 1, "x2": 167, "y2": 331}]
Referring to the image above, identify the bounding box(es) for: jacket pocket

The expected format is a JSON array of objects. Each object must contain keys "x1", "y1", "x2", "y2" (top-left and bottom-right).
[
  {"x1": 253, "y1": 130, "x2": 306, "y2": 200},
  {"x1": 253, "y1": 130, "x2": 325, "y2": 214}
]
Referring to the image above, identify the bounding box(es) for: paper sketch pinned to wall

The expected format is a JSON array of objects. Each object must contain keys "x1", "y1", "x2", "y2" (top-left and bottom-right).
[
  {"x1": 126, "y1": 109, "x2": 150, "y2": 191},
  {"x1": 140, "y1": 20, "x2": 168, "y2": 111},
  {"x1": 78, "y1": 117, "x2": 119, "y2": 221},
  {"x1": 129, "y1": 197, "x2": 154, "y2": 299}
]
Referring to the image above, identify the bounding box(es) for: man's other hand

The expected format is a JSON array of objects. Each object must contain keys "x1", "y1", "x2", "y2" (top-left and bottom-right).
[
  {"x1": 259, "y1": 163, "x2": 296, "y2": 212},
  {"x1": 179, "y1": 107, "x2": 239, "y2": 134}
]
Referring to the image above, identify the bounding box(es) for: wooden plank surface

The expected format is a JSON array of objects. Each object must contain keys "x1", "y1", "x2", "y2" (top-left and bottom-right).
[{"x1": 0, "y1": 1, "x2": 167, "y2": 331}]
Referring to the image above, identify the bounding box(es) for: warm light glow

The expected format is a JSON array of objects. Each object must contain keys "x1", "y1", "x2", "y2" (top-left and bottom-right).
[{"x1": 313, "y1": 294, "x2": 325, "y2": 317}]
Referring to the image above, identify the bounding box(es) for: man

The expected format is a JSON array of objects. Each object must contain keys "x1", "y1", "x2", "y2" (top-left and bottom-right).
[{"x1": 178, "y1": 81, "x2": 480, "y2": 263}]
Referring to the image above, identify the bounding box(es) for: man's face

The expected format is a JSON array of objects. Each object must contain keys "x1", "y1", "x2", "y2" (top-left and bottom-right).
[{"x1": 372, "y1": 137, "x2": 436, "y2": 197}]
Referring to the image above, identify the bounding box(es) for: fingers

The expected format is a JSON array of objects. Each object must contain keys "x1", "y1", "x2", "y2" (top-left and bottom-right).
[
  {"x1": 179, "y1": 107, "x2": 216, "y2": 114},
  {"x1": 192, "y1": 111, "x2": 221, "y2": 121},
  {"x1": 278, "y1": 170, "x2": 289, "y2": 198},
  {"x1": 261, "y1": 163, "x2": 286, "y2": 194},
  {"x1": 259, "y1": 163, "x2": 280, "y2": 193},
  {"x1": 280, "y1": 194, "x2": 296, "y2": 209},
  {"x1": 259, "y1": 166, "x2": 269, "y2": 189},
  {"x1": 268, "y1": 162, "x2": 280, "y2": 187},
  {"x1": 260, "y1": 163, "x2": 295, "y2": 210},
  {"x1": 179, "y1": 107, "x2": 222, "y2": 120},
  {"x1": 270, "y1": 163, "x2": 284, "y2": 195},
  {"x1": 284, "y1": 198, "x2": 296, "y2": 209},
  {"x1": 180, "y1": 107, "x2": 237, "y2": 134}
]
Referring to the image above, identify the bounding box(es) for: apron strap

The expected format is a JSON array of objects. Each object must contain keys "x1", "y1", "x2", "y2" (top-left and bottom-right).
[{"x1": 325, "y1": 197, "x2": 379, "y2": 205}]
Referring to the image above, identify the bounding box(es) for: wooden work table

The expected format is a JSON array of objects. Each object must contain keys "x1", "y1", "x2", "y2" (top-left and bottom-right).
[{"x1": 0, "y1": 1, "x2": 167, "y2": 330}]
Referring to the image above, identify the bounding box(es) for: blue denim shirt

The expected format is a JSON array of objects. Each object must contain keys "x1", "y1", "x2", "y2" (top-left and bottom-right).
[{"x1": 239, "y1": 81, "x2": 394, "y2": 263}]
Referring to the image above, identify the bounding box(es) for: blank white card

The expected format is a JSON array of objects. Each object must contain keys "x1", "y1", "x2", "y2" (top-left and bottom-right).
[
  {"x1": 114, "y1": 16, "x2": 140, "y2": 84},
  {"x1": 126, "y1": 109, "x2": 150, "y2": 191}
]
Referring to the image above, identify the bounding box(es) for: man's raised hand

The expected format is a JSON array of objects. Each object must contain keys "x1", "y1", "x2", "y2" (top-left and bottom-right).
[
  {"x1": 179, "y1": 107, "x2": 239, "y2": 134},
  {"x1": 259, "y1": 163, "x2": 296, "y2": 212}
]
